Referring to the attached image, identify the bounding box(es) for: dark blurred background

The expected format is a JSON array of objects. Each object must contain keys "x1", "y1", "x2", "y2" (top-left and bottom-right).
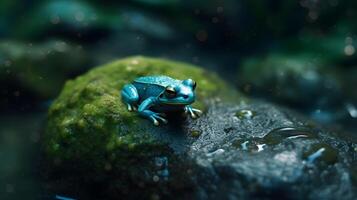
[{"x1": 1, "y1": 0, "x2": 357, "y2": 199}]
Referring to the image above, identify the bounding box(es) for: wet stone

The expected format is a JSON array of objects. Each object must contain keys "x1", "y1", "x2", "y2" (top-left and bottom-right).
[
  {"x1": 185, "y1": 101, "x2": 355, "y2": 199},
  {"x1": 43, "y1": 57, "x2": 356, "y2": 199}
]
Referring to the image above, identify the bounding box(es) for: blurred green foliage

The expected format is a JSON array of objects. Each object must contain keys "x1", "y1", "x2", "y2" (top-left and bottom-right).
[{"x1": 0, "y1": 0, "x2": 356, "y2": 112}]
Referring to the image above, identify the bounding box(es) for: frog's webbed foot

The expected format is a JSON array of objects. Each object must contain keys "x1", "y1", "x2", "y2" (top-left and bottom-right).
[
  {"x1": 138, "y1": 97, "x2": 168, "y2": 126},
  {"x1": 149, "y1": 113, "x2": 168, "y2": 126},
  {"x1": 126, "y1": 104, "x2": 138, "y2": 112},
  {"x1": 185, "y1": 105, "x2": 202, "y2": 119},
  {"x1": 139, "y1": 110, "x2": 168, "y2": 126}
]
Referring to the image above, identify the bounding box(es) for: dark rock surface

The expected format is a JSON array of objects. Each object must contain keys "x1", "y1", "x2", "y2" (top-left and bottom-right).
[
  {"x1": 44, "y1": 100, "x2": 357, "y2": 200},
  {"x1": 43, "y1": 57, "x2": 356, "y2": 199},
  {"x1": 183, "y1": 100, "x2": 356, "y2": 199}
]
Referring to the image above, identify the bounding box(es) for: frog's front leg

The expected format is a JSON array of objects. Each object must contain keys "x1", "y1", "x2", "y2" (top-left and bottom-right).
[
  {"x1": 121, "y1": 84, "x2": 139, "y2": 111},
  {"x1": 138, "y1": 97, "x2": 168, "y2": 126},
  {"x1": 185, "y1": 105, "x2": 202, "y2": 119}
]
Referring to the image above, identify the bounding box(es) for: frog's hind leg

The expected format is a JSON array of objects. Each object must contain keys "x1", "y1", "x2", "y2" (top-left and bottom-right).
[{"x1": 121, "y1": 84, "x2": 139, "y2": 111}]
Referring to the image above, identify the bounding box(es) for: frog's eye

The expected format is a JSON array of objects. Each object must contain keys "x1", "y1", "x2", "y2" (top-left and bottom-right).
[
  {"x1": 165, "y1": 86, "x2": 176, "y2": 98},
  {"x1": 183, "y1": 79, "x2": 196, "y2": 90}
]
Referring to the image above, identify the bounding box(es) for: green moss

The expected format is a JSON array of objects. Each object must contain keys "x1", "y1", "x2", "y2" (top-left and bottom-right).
[{"x1": 44, "y1": 56, "x2": 235, "y2": 171}]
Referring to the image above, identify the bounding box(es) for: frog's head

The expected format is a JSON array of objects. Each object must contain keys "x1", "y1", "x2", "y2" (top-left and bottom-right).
[{"x1": 158, "y1": 79, "x2": 197, "y2": 105}]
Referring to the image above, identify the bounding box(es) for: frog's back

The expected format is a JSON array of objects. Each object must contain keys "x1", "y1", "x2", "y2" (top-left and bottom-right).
[{"x1": 134, "y1": 75, "x2": 180, "y2": 87}]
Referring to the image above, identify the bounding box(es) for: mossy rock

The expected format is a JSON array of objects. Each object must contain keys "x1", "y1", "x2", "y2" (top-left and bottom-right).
[
  {"x1": 43, "y1": 56, "x2": 236, "y2": 198},
  {"x1": 42, "y1": 57, "x2": 357, "y2": 199}
]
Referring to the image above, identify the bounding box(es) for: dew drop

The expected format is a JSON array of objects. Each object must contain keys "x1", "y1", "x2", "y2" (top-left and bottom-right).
[
  {"x1": 154, "y1": 157, "x2": 169, "y2": 180},
  {"x1": 257, "y1": 144, "x2": 266, "y2": 152},
  {"x1": 235, "y1": 109, "x2": 255, "y2": 120},
  {"x1": 344, "y1": 44, "x2": 355, "y2": 56},
  {"x1": 303, "y1": 143, "x2": 338, "y2": 166},
  {"x1": 241, "y1": 141, "x2": 249, "y2": 150},
  {"x1": 262, "y1": 127, "x2": 317, "y2": 145},
  {"x1": 153, "y1": 175, "x2": 160, "y2": 182},
  {"x1": 190, "y1": 130, "x2": 201, "y2": 138},
  {"x1": 346, "y1": 103, "x2": 357, "y2": 118},
  {"x1": 206, "y1": 149, "x2": 225, "y2": 157}
]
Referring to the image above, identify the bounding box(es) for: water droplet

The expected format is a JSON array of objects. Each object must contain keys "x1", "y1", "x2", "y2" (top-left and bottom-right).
[
  {"x1": 235, "y1": 109, "x2": 255, "y2": 120},
  {"x1": 155, "y1": 157, "x2": 167, "y2": 168},
  {"x1": 303, "y1": 143, "x2": 338, "y2": 165},
  {"x1": 153, "y1": 175, "x2": 160, "y2": 182},
  {"x1": 306, "y1": 147, "x2": 325, "y2": 164},
  {"x1": 344, "y1": 44, "x2": 355, "y2": 56},
  {"x1": 206, "y1": 149, "x2": 225, "y2": 157},
  {"x1": 190, "y1": 130, "x2": 201, "y2": 138},
  {"x1": 262, "y1": 127, "x2": 317, "y2": 145},
  {"x1": 287, "y1": 135, "x2": 309, "y2": 139},
  {"x1": 154, "y1": 157, "x2": 169, "y2": 180},
  {"x1": 232, "y1": 127, "x2": 316, "y2": 153},
  {"x1": 241, "y1": 141, "x2": 249, "y2": 150},
  {"x1": 257, "y1": 144, "x2": 266, "y2": 152},
  {"x1": 346, "y1": 103, "x2": 357, "y2": 118}
]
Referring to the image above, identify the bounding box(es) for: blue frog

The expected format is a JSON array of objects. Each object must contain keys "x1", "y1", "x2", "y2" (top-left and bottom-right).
[{"x1": 121, "y1": 75, "x2": 202, "y2": 126}]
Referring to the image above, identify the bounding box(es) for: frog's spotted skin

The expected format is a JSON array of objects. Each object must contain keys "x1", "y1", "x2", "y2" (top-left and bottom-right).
[{"x1": 121, "y1": 75, "x2": 202, "y2": 126}]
